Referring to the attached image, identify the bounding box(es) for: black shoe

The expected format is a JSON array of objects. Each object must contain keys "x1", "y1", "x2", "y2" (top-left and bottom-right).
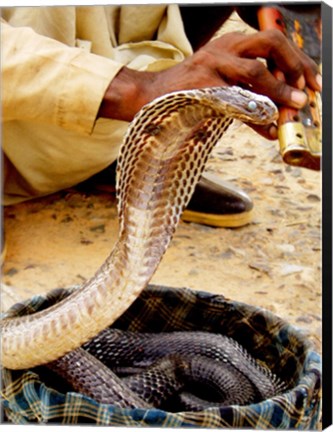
[{"x1": 182, "y1": 172, "x2": 253, "y2": 228}]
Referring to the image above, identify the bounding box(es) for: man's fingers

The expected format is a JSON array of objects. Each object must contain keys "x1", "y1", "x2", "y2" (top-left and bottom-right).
[
  {"x1": 282, "y1": 42, "x2": 321, "y2": 92},
  {"x1": 235, "y1": 30, "x2": 303, "y2": 78},
  {"x1": 219, "y1": 57, "x2": 308, "y2": 108},
  {"x1": 218, "y1": 30, "x2": 321, "y2": 92},
  {"x1": 295, "y1": 47, "x2": 322, "y2": 91},
  {"x1": 258, "y1": 30, "x2": 321, "y2": 91},
  {"x1": 247, "y1": 123, "x2": 278, "y2": 140}
]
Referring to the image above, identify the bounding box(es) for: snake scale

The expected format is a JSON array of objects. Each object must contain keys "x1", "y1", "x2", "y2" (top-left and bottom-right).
[{"x1": 1, "y1": 86, "x2": 280, "y2": 410}]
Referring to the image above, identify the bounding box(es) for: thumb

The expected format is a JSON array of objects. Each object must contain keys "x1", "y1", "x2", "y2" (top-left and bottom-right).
[{"x1": 247, "y1": 122, "x2": 278, "y2": 141}]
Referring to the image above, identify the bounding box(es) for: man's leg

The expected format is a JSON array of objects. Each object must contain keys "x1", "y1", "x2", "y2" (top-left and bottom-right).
[{"x1": 2, "y1": 118, "x2": 127, "y2": 205}]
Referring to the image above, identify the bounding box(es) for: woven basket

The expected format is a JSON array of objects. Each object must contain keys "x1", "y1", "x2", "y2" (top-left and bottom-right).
[{"x1": 2, "y1": 284, "x2": 321, "y2": 428}]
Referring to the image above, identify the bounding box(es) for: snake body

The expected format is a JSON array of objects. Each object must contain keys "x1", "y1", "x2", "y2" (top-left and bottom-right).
[
  {"x1": 46, "y1": 346, "x2": 152, "y2": 408},
  {"x1": 84, "y1": 328, "x2": 287, "y2": 408},
  {"x1": 1, "y1": 86, "x2": 279, "y2": 407},
  {"x1": 44, "y1": 328, "x2": 287, "y2": 410},
  {"x1": 83, "y1": 329, "x2": 282, "y2": 397}
]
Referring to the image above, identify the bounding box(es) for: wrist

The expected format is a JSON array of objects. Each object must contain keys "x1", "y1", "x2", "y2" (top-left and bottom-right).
[{"x1": 98, "y1": 67, "x2": 154, "y2": 122}]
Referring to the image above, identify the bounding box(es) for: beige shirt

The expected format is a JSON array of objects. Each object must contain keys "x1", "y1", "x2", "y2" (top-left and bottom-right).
[{"x1": 1, "y1": 5, "x2": 192, "y2": 204}]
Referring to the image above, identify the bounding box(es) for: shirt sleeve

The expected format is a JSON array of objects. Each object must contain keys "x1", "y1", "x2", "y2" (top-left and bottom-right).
[{"x1": 1, "y1": 19, "x2": 124, "y2": 135}]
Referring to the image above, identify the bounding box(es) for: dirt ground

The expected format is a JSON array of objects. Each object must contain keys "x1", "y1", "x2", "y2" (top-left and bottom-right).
[{"x1": 1, "y1": 13, "x2": 322, "y2": 357}]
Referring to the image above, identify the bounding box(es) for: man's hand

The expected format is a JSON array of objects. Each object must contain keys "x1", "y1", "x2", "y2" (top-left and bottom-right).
[{"x1": 99, "y1": 29, "x2": 321, "y2": 139}]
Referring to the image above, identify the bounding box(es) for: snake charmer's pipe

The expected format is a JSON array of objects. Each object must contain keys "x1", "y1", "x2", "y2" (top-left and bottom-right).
[
  {"x1": 257, "y1": 6, "x2": 322, "y2": 170},
  {"x1": 1, "y1": 86, "x2": 278, "y2": 370}
]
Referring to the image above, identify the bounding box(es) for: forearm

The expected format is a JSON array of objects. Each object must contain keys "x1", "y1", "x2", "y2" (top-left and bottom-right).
[
  {"x1": 98, "y1": 67, "x2": 155, "y2": 122},
  {"x1": 97, "y1": 28, "x2": 321, "y2": 140}
]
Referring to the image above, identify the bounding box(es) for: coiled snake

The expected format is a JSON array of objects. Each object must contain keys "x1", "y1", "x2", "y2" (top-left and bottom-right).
[{"x1": 1, "y1": 86, "x2": 280, "y2": 410}]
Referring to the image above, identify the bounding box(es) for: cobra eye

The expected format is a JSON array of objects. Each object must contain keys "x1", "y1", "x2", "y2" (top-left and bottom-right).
[{"x1": 247, "y1": 100, "x2": 258, "y2": 112}]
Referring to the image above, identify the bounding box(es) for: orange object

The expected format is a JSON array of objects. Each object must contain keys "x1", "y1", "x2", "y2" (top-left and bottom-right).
[{"x1": 257, "y1": 6, "x2": 321, "y2": 170}]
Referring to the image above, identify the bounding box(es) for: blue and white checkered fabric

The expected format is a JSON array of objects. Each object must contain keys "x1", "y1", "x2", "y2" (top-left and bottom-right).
[{"x1": 1, "y1": 285, "x2": 322, "y2": 428}]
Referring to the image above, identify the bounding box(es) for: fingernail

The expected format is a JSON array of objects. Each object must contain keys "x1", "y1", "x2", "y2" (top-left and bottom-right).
[
  {"x1": 269, "y1": 125, "x2": 278, "y2": 139},
  {"x1": 291, "y1": 90, "x2": 307, "y2": 107},
  {"x1": 316, "y1": 74, "x2": 322, "y2": 89},
  {"x1": 296, "y1": 75, "x2": 306, "y2": 89}
]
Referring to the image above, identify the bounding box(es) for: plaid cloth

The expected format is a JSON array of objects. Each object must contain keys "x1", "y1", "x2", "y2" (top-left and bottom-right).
[{"x1": 1, "y1": 284, "x2": 321, "y2": 428}]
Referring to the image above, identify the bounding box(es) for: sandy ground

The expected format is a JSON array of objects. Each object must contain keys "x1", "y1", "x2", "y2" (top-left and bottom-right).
[{"x1": 1, "y1": 13, "x2": 322, "y2": 359}]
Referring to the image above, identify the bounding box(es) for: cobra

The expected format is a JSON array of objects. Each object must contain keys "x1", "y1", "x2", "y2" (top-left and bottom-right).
[{"x1": 1, "y1": 86, "x2": 278, "y2": 370}]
